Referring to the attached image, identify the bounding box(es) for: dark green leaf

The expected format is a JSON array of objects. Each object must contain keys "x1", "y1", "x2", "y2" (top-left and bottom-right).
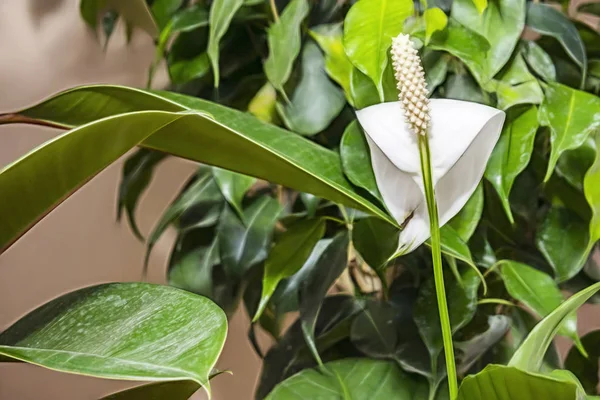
[
  {"x1": 218, "y1": 196, "x2": 282, "y2": 279},
  {"x1": 276, "y1": 42, "x2": 346, "y2": 136},
  {"x1": 556, "y1": 138, "x2": 595, "y2": 191},
  {"x1": 343, "y1": 0, "x2": 414, "y2": 99},
  {"x1": 499, "y1": 261, "x2": 584, "y2": 353},
  {"x1": 340, "y1": 121, "x2": 382, "y2": 201},
  {"x1": 452, "y1": 0, "x2": 525, "y2": 80},
  {"x1": 448, "y1": 182, "x2": 483, "y2": 242},
  {"x1": 207, "y1": 0, "x2": 245, "y2": 87},
  {"x1": 580, "y1": 2, "x2": 600, "y2": 15},
  {"x1": 264, "y1": 0, "x2": 310, "y2": 97},
  {"x1": 484, "y1": 106, "x2": 539, "y2": 223},
  {"x1": 170, "y1": 6, "x2": 209, "y2": 32},
  {"x1": 265, "y1": 358, "x2": 415, "y2": 399},
  {"x1": 540, "y1": 83, "x2": 600, "y2": 182},
  {"x1": 0, "y1": 283, "x2": 226, "y2": 393},
  {"x1": 353, "y1": 217, "x2": 399, "y2": 270},
  {"x1": 151, "y1": 0, "x2": 184, "y2": 29},
  {"x1": 168, "y1": 53, "x2": 211, "y2": 84},
  {"x1": 442, "y1": 71, "x2": 488, "y2": 104},
  {"x1": 565, "y1": 330, "x2": 600, "y2": 395},
  {"x1": 212, "y1": 167, "x2": 256, "y2": 219},
  {"x1": 536, "y1": 206, "x2": 589, "y2": 282},
  {"x1": 101, "y1": 381, "x2": 199, "y2": 400},
  {"x1": 422, "y1": 50, "x2": 450, "y2": 93},
  {"x1": 521, "y1": 40, "x2": 556, "y2": 81},
  {"x1": 456, "y1": 315, "x2": 511, "y2": 374},
  {"x1": 168, "y1": 237, "x2": 219, "y2": 296},
  {"x1": 438, "y1": 225, "x2": 476, "y2": 268},
  {"x1": 256, "y1": 218, "x2": 326, "y2": 319}
]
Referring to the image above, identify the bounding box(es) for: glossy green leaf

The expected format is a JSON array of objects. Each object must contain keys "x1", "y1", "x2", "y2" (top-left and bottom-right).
[
  {"x1": 212, "y1": 167, "x2": 256, "y2": 219},
  {"x1": 264, "y1": 0, "x2": 310, "y2": 98},
  {"x1": 485, "y1": 106, "x2": 538, "y2": 223},
  {"x1": 448, "y1": 182, "x2": 483, "y2": 242},
  {"x1": 556, "y1": 138, "x2": 595, "y2": 191},
  {"x1": 423, "y1": 8, "x2": 448, "y2": 45},
  {"x1": 353, "y1": 217, "x2": 399, "y2": 270},
  {"x1": 490, "y1": 55, "x2": 544, "y2": 111},
  {"x1": 540, "y1": 83, "x2": 600, "y2": 182},
  {"x1": 0, "y1": 283, "x2": 227, "y2": 394},
  {"x1": 510, "y1": 281, "x2": 600, "y2": 371},
  {"x1": 101, "y1": 381, "x2": 200, "y2": 400},
  {"x1": 500, "y1": 261, "x2": 584, "y2": 354},
  {"x1": 310, "y1": 23, "x2": 354, "y2": 105},
  {"x1": 168, "y1": 237, "x2": 219, "y2": 296},
  {"x1": 256, "y1": 218, "x2": 326, "y2": 320},
  {"x1": 414, "y1": 269, "x2": 480, "y2": 360},
  {"x1": 423, "y1": 21, "x2": 491, "y2": 85},
  {"x1": 565, "y1": 330, "x2": 600, "y2": 395},
  {"x1": 457, "y1": 364, "x2": 579, "y2": 400},
  {"x1": 438, "y1": 225, "x2": 476, "y2": 268},
  {"x1": 168, "y1": 53, "x2": 211, "y2": 85},
  {"x1": 584, "y1": 134, "x2": 600, "y2": 249},
  {"x1": 207, "y1": 0, "x2": 244, "y2": 87},
  {"x1": 170, "y1": 6, "x2": 209, "y2": 32},
  {"x1": 266, "y1": 358, "x2": 414, "y2": 399},
  {"x1": 0, "y1": 85, "x2": 394, "y2": 252},
  {"x1": 276, "y1": 42, "x2": 346, "y2": 136},
  {"x1": 452, "y1": 0, "x2": 525, "y2": 81},
  {"x1": 422, "y1": 50, "x2": 450, "y2": 93},
  {"x1": 117, "y1": 149, "x2": 166, "y2": 241},
  {"x1": 521, "y1": 40, "x2": 556, "y2": 81},
  {"x1": 151, "y1": 0, "x2": 184, "y2": 29},
  {"x1": 526, "y1": 3, "x2": 586, "y2": 78},
  {"x1": 340, "y1": 121, "x2": 382, "y2": 201},
  {"x1": 455, "y1": 315, "x2": 511, "y2": 374},
  {"x1": 299, "y1": 232, "x2": 349, "y2": 364},
  {"x1": 218, "y1": 196, "x2": 282, "y2": 279},
  {"x1": 536, "y1": 207, "x2": 589, "y2": 282},
  {"x1": 343, "y1": 0, "x2": 413, "y2": 99},
  {"x1": 442, "y1": 72, "x2": 489, "y2": 104}
]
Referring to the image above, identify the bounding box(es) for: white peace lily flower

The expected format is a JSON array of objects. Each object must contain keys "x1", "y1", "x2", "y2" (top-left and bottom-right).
[{"x1": 356, "y1": 34, "x2": 506, "y2": 255}]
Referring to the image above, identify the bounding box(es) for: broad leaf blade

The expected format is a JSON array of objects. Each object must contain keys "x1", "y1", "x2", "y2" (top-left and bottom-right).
[{"x1": 0, "y1": 283, "x2": 227, "y2": 394}]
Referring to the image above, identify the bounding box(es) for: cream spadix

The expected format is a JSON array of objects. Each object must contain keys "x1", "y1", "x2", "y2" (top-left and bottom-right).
[{"x1": 356, "y1": 35, "x2": 505, "y2": 255}]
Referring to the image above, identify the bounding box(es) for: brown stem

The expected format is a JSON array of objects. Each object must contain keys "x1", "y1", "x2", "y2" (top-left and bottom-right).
[{"x1": 0, "y1": 113, "x2": 69, "y2": 130}]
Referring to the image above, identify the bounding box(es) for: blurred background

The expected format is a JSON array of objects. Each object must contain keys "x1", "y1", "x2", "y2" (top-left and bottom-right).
[{"x1": 0, "y1": 0, "x2": 264, "y2": 398}]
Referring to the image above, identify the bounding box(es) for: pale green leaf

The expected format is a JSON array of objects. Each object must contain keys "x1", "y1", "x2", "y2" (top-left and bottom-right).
[{"x1": 424, "y1": 8, "x2": 448, "y2": 45}]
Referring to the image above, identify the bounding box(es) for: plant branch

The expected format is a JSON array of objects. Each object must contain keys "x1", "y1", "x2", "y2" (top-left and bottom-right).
[{"x1": 418, "y1": 133, "x2": 458, "y2": 399}]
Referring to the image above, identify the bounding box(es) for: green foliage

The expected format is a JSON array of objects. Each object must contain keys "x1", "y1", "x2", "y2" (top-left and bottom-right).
[{"x1": 1, "y1": 0, "x2": 599, "y2": 398}]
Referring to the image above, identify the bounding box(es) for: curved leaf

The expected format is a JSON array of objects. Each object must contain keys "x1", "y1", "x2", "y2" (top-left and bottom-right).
[
  {"x1": 456, "y1": 315, "x2": 511, "y2": 374},
  {"x1": 521, "y1": 40, "x2": 556, "y2": 82},
  {"x1": 207, "y1": 0, "x2": 245, "y2": 87},
  {"x1": 452, "y1": 0, "x2": 525, "y2": 81},
  {"x1": 584, "y1": 134, "x2": 600, "y2": 249},
  {"x1": 101, "y1": 381, "x2": 200, "y2": 400},
  {"x1": 540, "y1": 83, "x2": 600, "y2": 182},
  {"x1": 264, "y1": 0, "x2": 310, "y2": 98},
  {"x1": 343, "y1": 0, "x2": 414, "y2": 99},
  {"x1": 565, "y1": 330, "x2": 600, "y2": 395},
  {"x1": 423, "y1": 8, "x2": 448, "y2": 45},
  {"x1": 169, "y1": 237, "x2": 220, "y2": 296},
  {"x1": 448, "y1": 182, "x2": 483, "y2": 242},
  {"x1": 353, "y1": 217, "x2": 399, "y2": 270},
  {"x1": 266, "y1": 358, "x2": 415, "y2": 399},
  {"x1": 0, "y1": 283, "x2": 227, "y2": 395},
  {"x1": 212, "y1": 167, "x2": 256, "y2": 219},
  {"x1": 484, "y1": 106, "x2": 539, "y2": 223},
  {"x1": 0, "y1": 85, "x2": 393, "y2": 252},
  {"x1": 256, "y1": 218, "x2": 326, "y2": 320}
]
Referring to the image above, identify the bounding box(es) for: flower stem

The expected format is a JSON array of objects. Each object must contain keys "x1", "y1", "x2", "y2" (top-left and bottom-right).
[{"x1": 417, "y1": 133, "x2": 458, "y2": 399}]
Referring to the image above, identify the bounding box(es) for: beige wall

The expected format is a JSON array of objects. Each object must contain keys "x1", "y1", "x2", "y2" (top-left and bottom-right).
[{"x1": 0, "y1": 1, "x2": 261, "y2": 398}]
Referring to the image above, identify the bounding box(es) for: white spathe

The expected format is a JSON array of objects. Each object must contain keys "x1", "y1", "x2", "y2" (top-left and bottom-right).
[{"x1": 356, "y1": 99, "x2": 505, "y2": 255}]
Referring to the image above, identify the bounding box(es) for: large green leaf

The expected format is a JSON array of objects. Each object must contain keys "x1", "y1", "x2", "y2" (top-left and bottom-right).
[
  {"x1": 540, "y1": 83, "x2": 600, "y2": 182},
  {"x1": 565, "y1": 330, "x2": 600, "y2": 395},
  {"x1": 584, "y1": 134, "x2": 600, "y2": 250},
  {"x1": 343, "y1": 0, "x2": 413, "y2": 99},
  {"x1": 452, "y1": 0, "x2": 525, "y2": 81},
  {"x1": 448, "y1": 182, "x2": 483, "y2": 242},
  {"x1": 212, "y1": 167, "x2": 256, "y2": 219},
  {"x1": 421, "y1": 21, "x2": 490, "y2": 85},
  {"x1": 102, "y1": 381, "x2": 200, "y2": 400},
  {"x1": 256, "y1": 218, "x2": 326, "y2": 320},
  {"x1": 218, "y1": 196, "x2": 282, "y2": 279},
  {"x1": 276, "y1": 41, "x2": 346, "y2": 136},
  {"x1": 510, "y1": 281, "x2": 600, "y2": 371},
  {"x1": 353, "y1": 217, "x2": 399, "y2": 270},
  {"x1": 310, "y1": 23, "x2": 354, "y2": 105},
  {"x1": 264, "y1": 0, "x2": 310, "y2": 98},
  {"x1": 536, "y1": 207, "x2": 589, "y2": 282},
  {"x1": 207, "y1": 0, "x2": 244, "y2": 87},
  {"x1": 340, "y1": 121, "x2": 382, "y2": 201},
  {"x1": 0, "y1": 283, "x2": 227, "y2": 394},
  {"x1": 457, "y1": 364, "x2": 579, "y2": 400},
  {"x1": 526, "y1": 3, "x2": 587, "y2": 79},
  {"x1": 0, "y1": 85, "x2": 393, "y2": 252},
  {"x1": 484, "y1": 106, "x2": 539, "y2": 223},
  {"x1": 500, "y1": 261, "x2": 585, "y2": 358},
  {"x1": 265, "y1": 358, "x2": 415, "y2": 399},
  {"x1": 490, "y1": 54, "x2": 544, "y2": 111}
]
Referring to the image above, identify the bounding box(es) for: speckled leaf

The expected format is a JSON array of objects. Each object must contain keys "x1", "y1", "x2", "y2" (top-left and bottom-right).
[
  {"x1": 499, "y1": 261, "x2": 584, "y2": 353},
  {"x1": 448, "y1": 182, "x2": 483, "y2": 242},
  {"x1": 343, "y1": 0, "x2": 413, "y2": 99},
  {"x1": 539, "y1": 83, "x2": 600, "y2": 182},
  {"x1": 0, "y1": 85, "x2": 394, "y2": 253},
  {"x1": 485, "y1": 106, "x2": 538, "y2": 223},
  {"x1": 0, "y1": 283, "x2": 227, "y2": 394},
  {"x1": 521, "y1": 40, "x2": 556, "y2": 81},
  {"x1": 264, "y1": 0, "x2": 310, "y2": 98},
  {"x1": 266, "y1": 358, "x2": 414, "y2": 399},
  {"x1": 277, "y1": 42, "x2": 346, "y2": 136},
  {"x1": 536, "y1": 207, "x2": 589, "y2": 282},
  {"x1": 207, "y1": 0, "x2": 244, "y2": 87},
  {"x1": 218, "y1": 196, "x2": 282, "y2": 279},
  {"x1": 255, "y1": 218, "x2": 326, "y2": 320},
  {"x1": 452, "y1": 0, "x2": 525, "y2": 81}
]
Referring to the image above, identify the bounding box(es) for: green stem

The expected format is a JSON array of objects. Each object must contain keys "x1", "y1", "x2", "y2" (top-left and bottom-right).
[{"x1": 418, "y1": 134, "x2": 458, "y2": 399}]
